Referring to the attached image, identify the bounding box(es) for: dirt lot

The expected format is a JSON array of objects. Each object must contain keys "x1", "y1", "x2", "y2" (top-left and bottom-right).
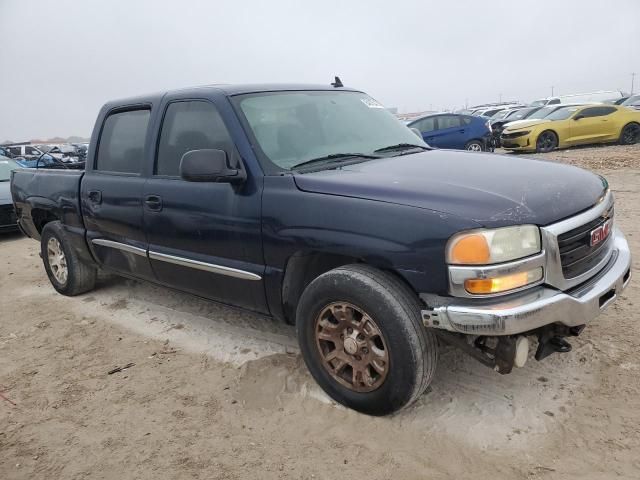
[{"x1": 1, "y1": 144, "x2": 639, "y2": 480}]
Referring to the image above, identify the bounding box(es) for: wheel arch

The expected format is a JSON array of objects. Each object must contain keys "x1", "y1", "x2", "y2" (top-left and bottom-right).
[{"x1": 280, "y1": 252, "x2": 420, "y2": 325}]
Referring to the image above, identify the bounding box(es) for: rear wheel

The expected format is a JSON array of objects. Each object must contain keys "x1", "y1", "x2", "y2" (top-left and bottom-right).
[
  {"x1": 619, "y1": 123, "x2": 640, "y2": 145},
  {"x1": 296, "y1": 264, "x2": 438, "y2": 416},
  {"x1": 465, "y1": 140, "x2": 483, "y2": 152},
  {"x1": 41, "y1": 221, "x2": 97, "y2": 296},
  {"x1": 535, "y1": 130, "x2": 558, "y2": 153}
]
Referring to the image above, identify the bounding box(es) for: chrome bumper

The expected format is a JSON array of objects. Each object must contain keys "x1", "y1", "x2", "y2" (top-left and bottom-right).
[{"x1": 421, "y1": 228, "x2": 631, "y2": 336}]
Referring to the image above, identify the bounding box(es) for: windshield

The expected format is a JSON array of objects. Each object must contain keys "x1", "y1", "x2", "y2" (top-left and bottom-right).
[
  {"x1": 546, "y1": 107, "x2": 579, "y2": 121},
  {"x1": 234, "y1": 91, "x2": 426, "y2": 171},
  {"x1": 0, "y1": 158, "x2": 21, "y2": 181},
  {"x1": 490, "y1": 110, "x2": 509, "y2": 120},
  {"x1": 526, "y1": 106, "x2": 556, "y2": 120},
  {"x1": 530, "y1": 99, "x2": 547, "y2": 107},
  {"x1": 622, "y1": 95, "x2": 640, "y2": 106},
  {"x1": 508, "y1": 107, "x2": 535, "y2": 120}
]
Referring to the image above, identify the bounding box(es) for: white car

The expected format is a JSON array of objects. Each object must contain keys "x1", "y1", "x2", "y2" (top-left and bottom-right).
[
  {"x1": 621, "y1": 94, "x2": 640, "y2": 110},
  {"x1": 4, "y1": 144, "x2": 44, "y2": 159},
  {"x1": 530, "y1": 91, "x2": 626, "y2": 107}
]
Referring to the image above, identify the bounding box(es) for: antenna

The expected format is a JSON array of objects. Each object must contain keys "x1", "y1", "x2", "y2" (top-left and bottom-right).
[{"x1": 331, "y1": 76, "x2": 343, "y2": 88}]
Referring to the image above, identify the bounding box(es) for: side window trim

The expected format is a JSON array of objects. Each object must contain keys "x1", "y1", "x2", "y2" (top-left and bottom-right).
[
  {"x1": 94, "y1": 104, "x2": 151, "y2": 175},
  {"x1": 154, "y1": 99, "x2": 234, "y2": 178},
  {"x1": 153, "y1": 99, "x2": 209, "y2": 179}
]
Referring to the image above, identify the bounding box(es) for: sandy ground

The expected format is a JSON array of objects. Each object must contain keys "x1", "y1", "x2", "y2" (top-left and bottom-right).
[{"x1": 1, "y1": 144, "x2": 639, "y2": 479}]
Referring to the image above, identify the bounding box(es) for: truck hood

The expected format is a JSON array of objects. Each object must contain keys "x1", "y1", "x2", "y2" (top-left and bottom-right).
[
  {"x1": 293, "y1": 150, "x2": 607, "y2": 227},
  {"x1": 0, "y1": 181, "x2": 11, "y2": 204}
]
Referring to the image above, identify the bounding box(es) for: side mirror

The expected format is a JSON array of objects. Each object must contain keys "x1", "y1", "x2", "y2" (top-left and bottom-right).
[
  {"x1": 573, "y1": 114, "x2": 583, "y2": 121},
  {"x1": 410, "y1": 127, "x2": 422, "y2": 139},
  {"x1": 179, "y1": 149, "x2": 245, "y2": 183}
]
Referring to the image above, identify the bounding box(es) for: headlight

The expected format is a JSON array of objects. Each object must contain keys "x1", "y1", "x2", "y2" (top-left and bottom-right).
[
  {"x1": 504, "y1": 130, "x2": 530, "y2": 138},
  {"x1": 446, "y1": 225, "x2": 541, "y2": 265}
]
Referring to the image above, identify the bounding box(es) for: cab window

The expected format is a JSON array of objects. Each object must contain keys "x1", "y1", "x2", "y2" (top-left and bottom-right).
[
  {"x1": 96, "y1": 109, "x2": 150, "y2": 174},
  {"x1": 155, "y1": 101, "x2": 234, "y2": 177}
]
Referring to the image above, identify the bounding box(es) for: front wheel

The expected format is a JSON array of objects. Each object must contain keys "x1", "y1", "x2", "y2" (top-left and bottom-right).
[
  {"x1": 296, "y1": 264, "x2": 438, "y2": 416},
  {"x1": 619, "y1": 123, "x2": 640, "y2": 145},
  {"x1": 535, "y1": 130, "x2": 558, "y2": 153},
  {"x1": 465, "y1": 140, "x2": 484, "y2": 152},
  {"x1": 41, "y1": 221, "x2": 97, "y2": 296}
]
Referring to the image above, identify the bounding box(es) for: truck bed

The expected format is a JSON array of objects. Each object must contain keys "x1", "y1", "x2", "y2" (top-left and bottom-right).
[{"x1": 11, "y1": 168, "x2": 85, "y2": 240}]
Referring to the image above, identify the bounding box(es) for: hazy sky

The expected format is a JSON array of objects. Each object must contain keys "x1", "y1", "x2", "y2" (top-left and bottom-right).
[{"x1": 1, "y1": 0, "x2": 639, "y2": 141}]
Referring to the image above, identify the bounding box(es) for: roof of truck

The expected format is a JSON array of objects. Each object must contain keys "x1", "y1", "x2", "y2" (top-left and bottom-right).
[{"x1": 105, "y1": 83, "x2": 361, "y2": 108}]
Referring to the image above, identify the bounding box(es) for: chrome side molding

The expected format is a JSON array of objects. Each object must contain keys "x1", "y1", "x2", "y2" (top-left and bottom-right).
[
  {"x1": 148, "y1": 251, "x2": 262, "y2": 281},
  {"x1": 91, "y1": 238, "x2": 261, "y2": 281},
  {"x1": 91, "y1": 238, "x2": 147, "y2": 257}
]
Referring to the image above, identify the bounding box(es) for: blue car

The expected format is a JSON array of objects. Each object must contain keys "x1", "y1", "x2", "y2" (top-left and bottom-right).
[{"x1": 408, "y1": 113, "x2": 492, "y2": 151}]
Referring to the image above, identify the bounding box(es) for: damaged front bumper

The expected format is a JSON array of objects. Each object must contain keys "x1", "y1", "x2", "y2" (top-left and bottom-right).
[{"x1": 421, "y1": 229, "x2": 631, "y2": 336}]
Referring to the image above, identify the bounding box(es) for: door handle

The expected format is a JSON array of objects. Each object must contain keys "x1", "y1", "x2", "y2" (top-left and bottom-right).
[
  {"x1": 88, "y1": 190, "x2": 102, "y2": 204},
  {"x1": 144, "y1": 195, "x2": 163, "y2": 211}
]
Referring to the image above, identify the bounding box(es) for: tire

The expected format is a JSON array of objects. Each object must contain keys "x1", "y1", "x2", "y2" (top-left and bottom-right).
[
  {"x1": 535, "y1": 130, "x2": 558, "y2": 153},
  {"x1": 465, "y1": 140, "x2": 483, "y2": 152},
  {"x1": 296, "y1": 264, "x2": 438, "y2": 416},
  {"x1": 41, "y1": 221, "x2": 97, "y2": 296},
  {"x1": 619, "y1": 122, "x2": 640, "y2": 145}
]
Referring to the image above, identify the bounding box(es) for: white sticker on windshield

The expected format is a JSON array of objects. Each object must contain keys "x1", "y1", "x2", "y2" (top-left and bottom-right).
[{"x1": 361, "y1": 97, "x2": 385, "y2": 109}]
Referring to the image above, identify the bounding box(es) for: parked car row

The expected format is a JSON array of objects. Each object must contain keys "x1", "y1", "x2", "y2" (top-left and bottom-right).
[
  {"x1": 405, "y1": 89, "x2": 639, "y2": 153},
  {"x1": 0, "y1": 143, "x2": 87, "y2": 169}
]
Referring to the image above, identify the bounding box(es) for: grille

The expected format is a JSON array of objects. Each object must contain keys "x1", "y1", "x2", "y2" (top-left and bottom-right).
[
  {"x1": 557, "y1": 207, "x2": 613, "y2": 279},
  {"x1": 0, "y1": 204, "x2": 17, "y2": 227},
  {"x1": 501, "y1": 132, "x2": 527, "y2": 140}
]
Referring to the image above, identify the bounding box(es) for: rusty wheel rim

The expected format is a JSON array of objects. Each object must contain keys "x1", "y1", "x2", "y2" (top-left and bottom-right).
[
  {"x1": 314, "y1": 302, "x2": 389, "y2": 393},
  {"x1": 47, "y1": 237, "x2": 68, "y2": 285}
]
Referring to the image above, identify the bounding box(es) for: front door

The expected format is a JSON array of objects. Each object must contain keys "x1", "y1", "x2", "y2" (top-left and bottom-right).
[
  {"x1": 567, "y1": 106, "x2": 618, "y2": 145},
  {"x1": 82, "y1": 107, "x2": 155, "y2": 281},
  {"x1": 143, "y1": 98, "x2": 267, "y2": 313},
  {"x1": 433, "y1": 115, "x2": 466, "y2": 149}
]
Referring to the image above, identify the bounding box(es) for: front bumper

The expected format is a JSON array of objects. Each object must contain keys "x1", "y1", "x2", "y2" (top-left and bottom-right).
[
  {"x1": 501, "y1": 133, "x2": 535, "y2": 151},
  {"x1": 421, "y1": 229, "x2": 631, "y2": 336}
]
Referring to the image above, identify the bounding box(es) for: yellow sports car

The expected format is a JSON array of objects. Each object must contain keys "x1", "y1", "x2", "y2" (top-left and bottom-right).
[{"x1": 501, "y1": 104, "x2": 640, "y2": 153}]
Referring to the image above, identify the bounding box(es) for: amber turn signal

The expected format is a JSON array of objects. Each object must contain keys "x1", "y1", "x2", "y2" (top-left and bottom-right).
[
  {"x1": 464, "y1": 268, "x2": 543, "y2": 295},
  {"x1": 448, "y1": 234, "x2": 490, "y2": 265}
]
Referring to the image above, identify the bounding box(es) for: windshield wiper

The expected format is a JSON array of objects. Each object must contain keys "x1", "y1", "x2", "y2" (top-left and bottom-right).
[
  {"x1": 374, "y1": 143, "x2": 430, "y2": 154},
  {"x1": 291, "y1": 153, "x2": 380, "y2": 171}
]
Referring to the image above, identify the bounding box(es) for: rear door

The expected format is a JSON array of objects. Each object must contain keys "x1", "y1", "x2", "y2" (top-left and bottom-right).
[
  {"x1": 81, "y1": 106, "x2": 155, "y2": 281},
  {"x1": 143, "y1": 96, "x2": 267, "y2": 312}
]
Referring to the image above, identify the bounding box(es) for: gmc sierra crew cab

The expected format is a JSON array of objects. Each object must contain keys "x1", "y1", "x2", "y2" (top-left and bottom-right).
[{"x1": 11, "y1": 84, "x2": 632, "y2": 415}]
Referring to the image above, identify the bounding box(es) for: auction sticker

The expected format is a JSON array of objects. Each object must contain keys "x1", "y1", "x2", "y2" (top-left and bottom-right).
[{"x1": 361, "y1": 97, "x2": 385, "y2": 109}]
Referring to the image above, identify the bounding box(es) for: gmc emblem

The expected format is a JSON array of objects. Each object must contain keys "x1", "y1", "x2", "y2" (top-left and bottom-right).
[{"x1": 590, "y1": 219, "x2": 612, "y2": 247}]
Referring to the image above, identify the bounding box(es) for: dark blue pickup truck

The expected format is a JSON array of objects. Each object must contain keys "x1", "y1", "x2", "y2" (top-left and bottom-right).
[{"x1": 11, "y1": 84, "x2": 632, "y2": 415}]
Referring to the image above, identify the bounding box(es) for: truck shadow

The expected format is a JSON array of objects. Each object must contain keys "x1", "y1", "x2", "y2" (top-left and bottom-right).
[{"x1": 82, "y1": 274, "x2": 595, "y2": 450}]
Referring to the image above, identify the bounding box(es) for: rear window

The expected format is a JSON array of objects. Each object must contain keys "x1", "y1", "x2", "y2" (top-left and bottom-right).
[{"x1": 96, "y1": 109, "x2": 150, "y2": 173}]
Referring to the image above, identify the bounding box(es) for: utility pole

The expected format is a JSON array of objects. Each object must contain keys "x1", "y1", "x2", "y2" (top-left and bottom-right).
[
  {"x1": 551, "y1": 85, "x2": 554, "y2": 97},
  {"x1": 499, "y1": 93, "x2": 502, "y2": 103},
  {"x1": 632, "y1": 73, "x2": 636, "y2": 94}
]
